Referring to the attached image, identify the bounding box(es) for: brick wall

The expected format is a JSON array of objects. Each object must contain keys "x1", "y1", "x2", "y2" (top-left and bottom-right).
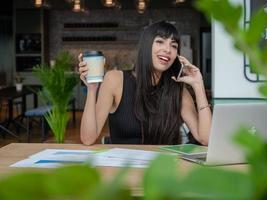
[{"x1": 49, "y1": 8, "x2": 204, "y2": 70}]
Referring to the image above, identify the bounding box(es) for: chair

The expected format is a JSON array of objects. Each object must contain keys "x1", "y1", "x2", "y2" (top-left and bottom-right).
[
  {"x1": 25, "y1": 97, "x2": 76, "y2": 142},
  {"x1": 25, "y1": 105, "x2": 52, "y2": 142},
  {"x1": 0, "y1": 72, "x2": 8, "y2": 122},
  {"x1": 0, "y1": 100, "x2": 8, "y2": 122},
  {"x1": 0, "y1": 71, "x2": 23, "y2": 122}
]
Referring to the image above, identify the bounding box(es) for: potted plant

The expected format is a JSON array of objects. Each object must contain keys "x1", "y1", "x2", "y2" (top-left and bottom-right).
[
  {"x1": 33, "y1": 51, "x2": 79, "y2": 143},
  {"x1": 14, "y1": 73, "x2": 24, "y2": 91}
]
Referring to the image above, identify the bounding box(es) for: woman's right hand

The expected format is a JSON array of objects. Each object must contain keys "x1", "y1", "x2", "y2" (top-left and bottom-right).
[{"x1": 78, "y1": 53, "x2": 99, "y2": 92}]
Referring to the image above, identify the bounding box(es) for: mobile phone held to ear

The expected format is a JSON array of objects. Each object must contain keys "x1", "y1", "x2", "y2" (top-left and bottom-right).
[{"x1": 176, "y1": 63, "x2": 184, "y2": 79}]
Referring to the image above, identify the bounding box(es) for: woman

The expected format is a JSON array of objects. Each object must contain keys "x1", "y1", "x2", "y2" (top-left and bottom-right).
[{"x1": 78, "y1": 21, "x2": 212, "y2": 145}]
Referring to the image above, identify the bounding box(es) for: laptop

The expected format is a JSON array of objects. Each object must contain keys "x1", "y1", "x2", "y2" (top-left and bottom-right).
[{"x1": 182, "y1": 102, "x2": 267, "y2": 165}]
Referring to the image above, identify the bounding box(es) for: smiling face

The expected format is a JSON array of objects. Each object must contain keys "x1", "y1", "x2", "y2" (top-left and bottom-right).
[{"x1": 152, "y1": 36, "x2": 178, "y2": 76}]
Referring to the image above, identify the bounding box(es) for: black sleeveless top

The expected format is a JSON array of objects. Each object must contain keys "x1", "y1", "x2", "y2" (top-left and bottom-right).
[{"x1": 108, "y1": 70, "x2": 142, "y2": 144}]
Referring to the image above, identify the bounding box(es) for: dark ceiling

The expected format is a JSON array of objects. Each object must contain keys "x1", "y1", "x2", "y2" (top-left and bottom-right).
[
  {"x1": 14, "y1": 0, "x2": 195, "y2": 10},
  {"x1": 1, "y1": 0, "x2": 196, "y2": 15},
  {"x1": 80, "y1": 0, "x2": 194, "y2": 10}
]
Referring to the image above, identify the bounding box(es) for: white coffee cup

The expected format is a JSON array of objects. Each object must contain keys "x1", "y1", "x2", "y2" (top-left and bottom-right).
[{"x1": 83, "y1": 51, "x2": 105, "y2": 83}]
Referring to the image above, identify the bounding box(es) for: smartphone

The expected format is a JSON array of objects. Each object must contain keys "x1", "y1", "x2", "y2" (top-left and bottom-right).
[{"x1": 176, "y1": 63, "x2": 184, "y2": 79}]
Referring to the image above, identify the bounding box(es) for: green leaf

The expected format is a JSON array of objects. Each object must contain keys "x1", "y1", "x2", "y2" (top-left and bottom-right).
[
  {"x1": 45, "y1": 108, "x2": 69, "y2": 143},
  {"x1": 233, "y1": 128, "x2": 267, "y2": 199},
  {"x1": 195, "y1": 0, "x2": 242, "y2": 33},
  {"x1": 143, "y1": 155, "x2": 181, "y2": 200},
  {"x1": 44, "y1": 165, "x2": 101, "y2": 198},
  {"x1": 245, "y1": 10, "x2": 267, "y2": 46},
  {"x1": 258, "y1": 84, "x2": 267, "y2": 98},
  {"x1": 180, "y1": 167, "x2": 252, "y2": 199},
  {"x1": 260, "y1": 45, "x2": 267, "y2": 76},
  {"x1": 194, "y1": 0, "x2": 214, "y2": 22},
  {"x1": 33, "y1": 51, "x2": 79, "y2": 142},
  {"x1": 0, "y1": 172, "x2": 48, "y2": 200},
  {"x1": 83, "y1": 184, "x2": 132, "y2": 200},
  {"x1": 233, "y1": 127, "x2": 266, "y2": 156},
  {"x1": 82, "y1": 167, "x2": 132, "y2": 200},
  {"x1": 247, "y1": 47, "x2": 263, "y2": 74},
  {"x1": 0, "y1": 165, "x2": 130, "y2": 200}
]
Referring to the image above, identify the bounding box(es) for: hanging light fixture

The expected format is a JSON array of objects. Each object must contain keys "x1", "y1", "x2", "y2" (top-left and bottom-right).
[
  {"x1": 101, "y1": 0, "x2": 116, "y2": 8},
  {"x1": 35, "y1": 0, "x2": 42, "y2": 7},
  {"x1": 114, "y1": 1, "x2": 122, "y2": 10},
  {"x1": 73, "y1": 0, "x2": 81, "y2": 12},
  {"x1": 136, "y1": 0, "x2": 148, "y2": 14},
  {"x1": 173, "y1": 0, "x2": 186, "y2": 5}
]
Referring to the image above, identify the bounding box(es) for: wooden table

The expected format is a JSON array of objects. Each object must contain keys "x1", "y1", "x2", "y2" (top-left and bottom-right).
[{"x1": 0, "y1": 143, "x2": 248, "y2": 196}]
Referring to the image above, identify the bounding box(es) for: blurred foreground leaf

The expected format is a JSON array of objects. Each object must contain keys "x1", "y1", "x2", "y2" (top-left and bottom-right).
[
  {"x1": 143, "y1": 155, "x2": 181, "y2": 200},
  {"x1": 0, "y1": 165, "x2": 100, "y2": 200},
  {"x1": 83, "y1": 166, "x2": 132, "y2": 200},
  {"x1": 234, "y1": 128, "x2": 267, "y2": 199},
  {"x1": 181, "y1": 167, "x2": 252, "y2": 200},
  {"x1": 195, "y1": 0, "x2": 267, "y2": 94}
]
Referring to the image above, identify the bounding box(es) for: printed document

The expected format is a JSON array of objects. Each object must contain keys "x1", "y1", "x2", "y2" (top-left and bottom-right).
[{"x1": 10, "y1": 148, "x2": 159, "y2": 168}]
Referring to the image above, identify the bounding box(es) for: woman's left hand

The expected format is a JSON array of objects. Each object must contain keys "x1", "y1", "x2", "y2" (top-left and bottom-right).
[{"x1": 172, "y1": 55, "x2": 203, "y2": 88}]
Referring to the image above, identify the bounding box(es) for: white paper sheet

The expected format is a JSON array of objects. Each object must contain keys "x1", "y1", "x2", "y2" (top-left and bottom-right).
[
  {"x1": 11, "y1": 149, "x2": 95, "y2": 168},
  {"x1": 10, "y1": 148, "x2": 159, "y2": 169},
  {"x1": 93, "y1": 148, "x2": 158, "y2": 168},
  {"x1": 28, "y1": 149, "x2": 95, "y2": 161}
]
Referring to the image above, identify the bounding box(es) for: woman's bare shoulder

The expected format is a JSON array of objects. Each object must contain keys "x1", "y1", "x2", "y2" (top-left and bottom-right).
[
  {"x1": 105, "y1": 69, "x2": 122, "y2": 79},
  {"x1": 103, "y1": 69, "x2": 123, "y2": 89}
]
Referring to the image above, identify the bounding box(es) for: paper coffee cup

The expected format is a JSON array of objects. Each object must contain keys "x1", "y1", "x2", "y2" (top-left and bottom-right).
[{"x1": 83, "y1": 51, "x2": 105, "y2": 83}]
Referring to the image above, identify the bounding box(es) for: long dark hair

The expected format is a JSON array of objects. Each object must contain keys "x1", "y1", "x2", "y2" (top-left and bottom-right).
[{"x1": 134, "y1": 21, "x2": 184, "y2": 144}]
